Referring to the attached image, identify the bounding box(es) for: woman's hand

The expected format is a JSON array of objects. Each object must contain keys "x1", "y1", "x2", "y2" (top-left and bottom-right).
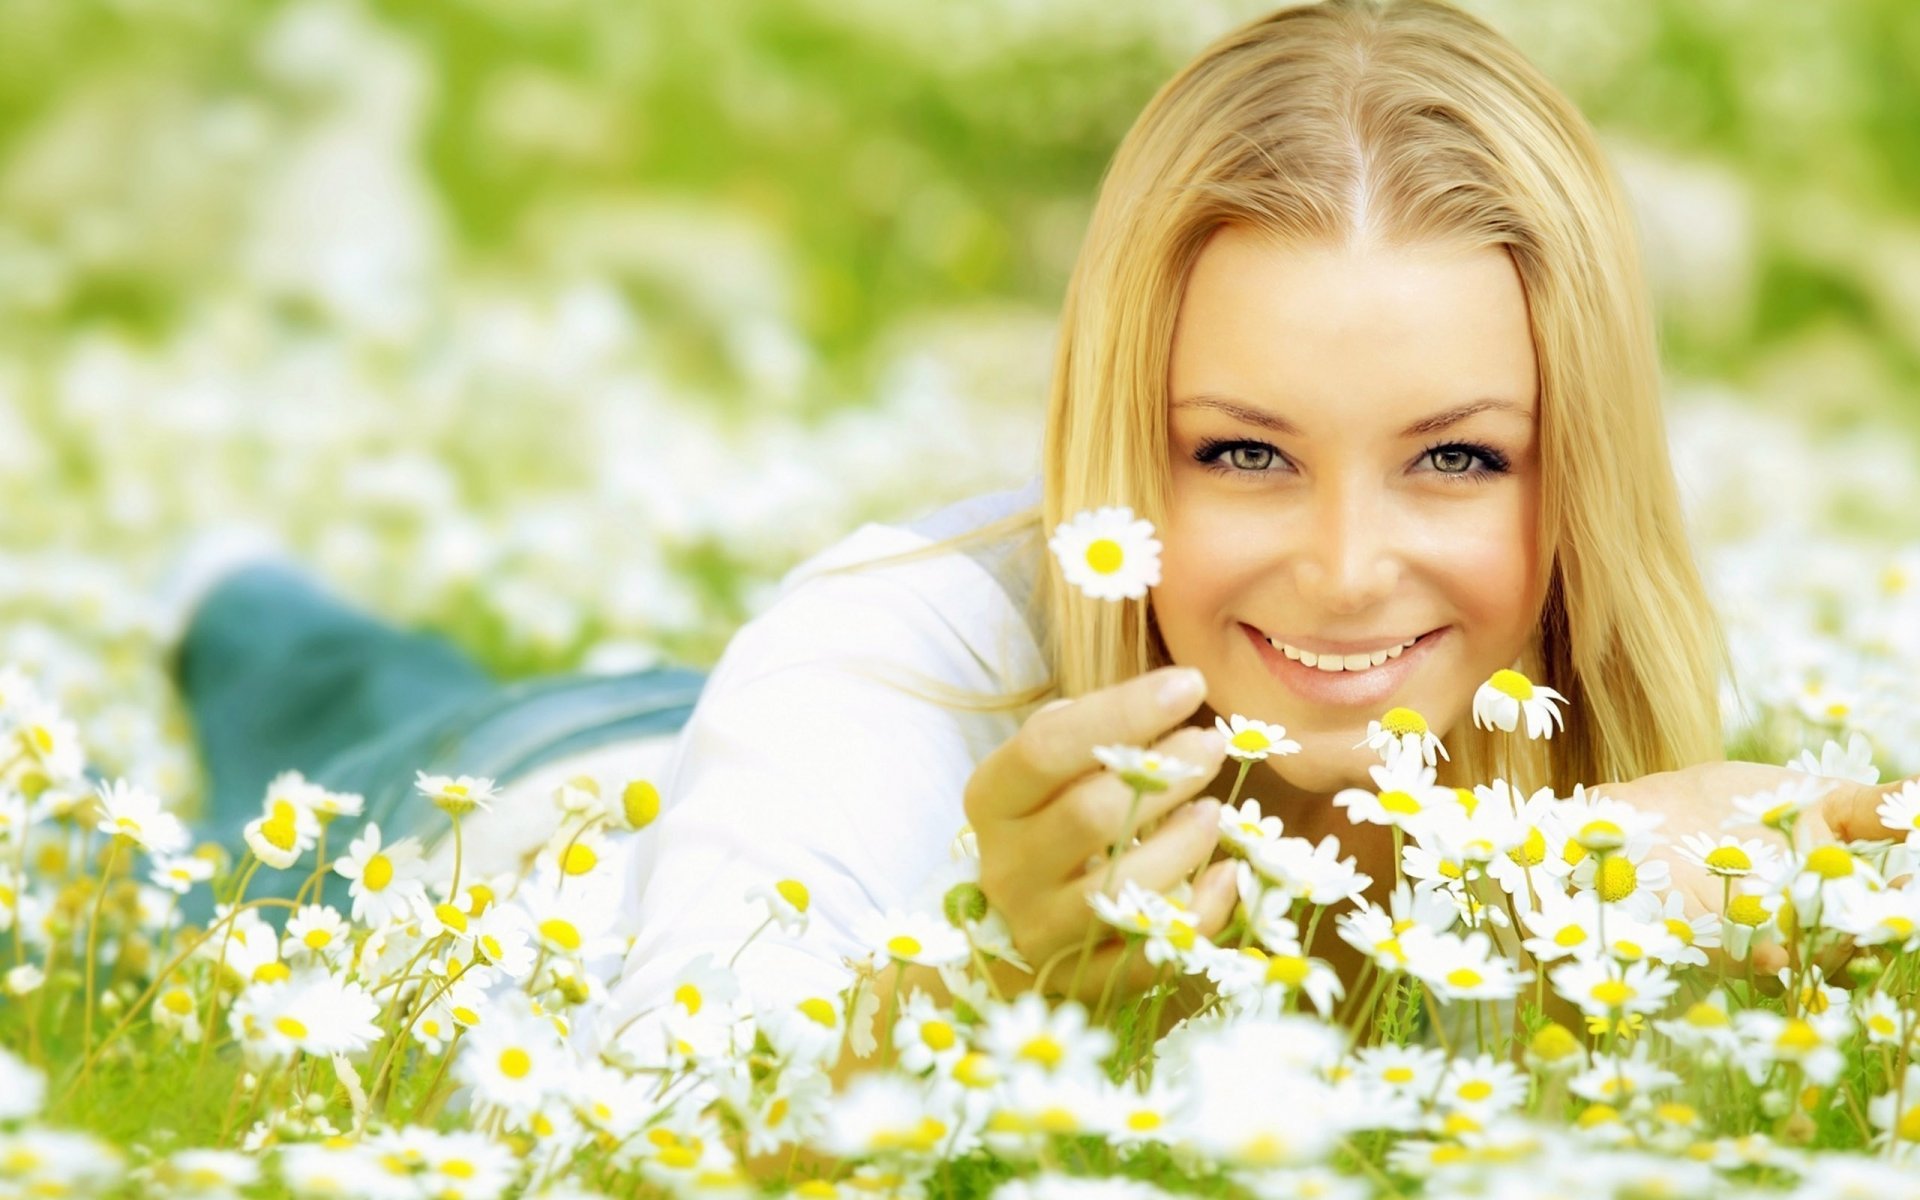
[
  {"x1": 1601, "y1": 759, "x2": 1916, "y2": 978},
  {"x1": 962, "y1": 665, "x2": 1237, "y2": 1007}
]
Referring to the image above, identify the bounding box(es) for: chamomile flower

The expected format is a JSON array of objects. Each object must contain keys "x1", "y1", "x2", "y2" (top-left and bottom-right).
[
  {"x1": 1567, "y1": 1049, "x2": 1681, "y2": 1104},
  {"x1": 820, "y1": 1074, "x2": 960, "y2": 1159},
  {"x1": 228, "y1": 970, "x2": 382, "y2": 1065},
  {"x1": 1216, "y1": 799, "x2": 1286, "y2": 859},
  {"x1": 1214, "y1": 714, "x2": 1299, "y2": 763},
  {"x1": 1471, "y1": 669, "x2": 1568, "y2": 739},
  {"x1": 891, "y1": 989, "x2": 968, "y2": 1075},
  {"x1": 242, "y1": 809, "x2": 310, "y2": 870},
  {"x1": 280, "y1": 905, "x2": 349, "y2": 964},
  {"x1": 856, "y1": 908, "x2": 971, "y2": 969},
  {"x1": 1550, "y1": 958, "x2": 1678, "y2": 1019},
  {"x1": 1090, "y1": 744, "x2": 1207, "y2": 794},
  {"x1": 979, "y1": 994, "x2": 1113, "y2": 1080},
  {"x1": 1331, "y1": 757, "x2": 1460, "y2": 832},
  {"x1": 152, "y1": 983, "x2": 202, "y2": 1042},
  {"x1": 332, "y1": 823, "x2": 427, "y2": 927},
  {"x1": 414, "y1": 771, "x2": 499, "y2": 817},
  {"x1": 1788, "y1": 731, "x2": 1880, "y2": 784},
  {"x1": 152, "y1": 1149, "x2": 259, "y2": 1198},
  {"x1": 746, "y1": 879, "x2": 812, "y2": 934},
  {"x1": 1436, "y1": 1053, "x2": 1529, "y2": 1119},
  {"x1": 1719, "y1": 881, "x2": 1784, "y2": 961},
  {"x1": 93, "y1": 779, "x2": 189, "y2": 856},
  {"x1": 1353, "y1": 1044, "x2": 1449, "y2": 1099},
  {"x1": 1877, "y1": 779, "x2": 1920, "y2": 847},
  {"x1": 1723, "y1": 773, "x2": 1833, "y2": 834},
  {"x1": 12, "y1": 704, "x2": 85, "y2": 783},
  {"x1": 1653, "y1": 992, "x2": 1741, "y2": 1058},
  {"x1": 1854, "y1": 992, "x2": 1910, "y2": 1047},
  {"x1": 1868, "y1": 1064, "x2": 1920, "y2": 1156},
  {"x1": 1734, "y1": 1009, "x2": 1849, "y2": 1086},
  {"x1": 1048, "y1": 506, "x2": 1161, "y2": 602},
  {"x1": 1355, "y1": 706, "x2": 1448, "y2": 767},
  {"x1": 760, "y1": 995, "x2": 845, "y2": 1067},
  {"x1": 1246, "y1": 833, "x2": 1372, "y2": 907},
  {"x1": 1677, "y1": 832, "x2": 1778, "y2": 880},
  {"x1": 1335, "y1": 882, "x2": 1458, "y2": 969},
  {"x1": 1785, "y1": 842, "x2": 1883, "y2": 925},
  {"x1": 1829, "y1": 884, "x2": 1920, "y2": 951},
  {"x1": 456, "y1": 1007, "x2": 568, "y2": 1116},
  {"x1": 1402, "y1": 927, "x2": 1526, "y2": 1001},
  {"x1": 148, "y1": 852, "x2": 214, "y2": 895}
]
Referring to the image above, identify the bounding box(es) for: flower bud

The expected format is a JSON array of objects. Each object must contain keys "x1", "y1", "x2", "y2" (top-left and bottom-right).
[{"x1": 943, "y1": 882, "x2": 988, "y2": 929}]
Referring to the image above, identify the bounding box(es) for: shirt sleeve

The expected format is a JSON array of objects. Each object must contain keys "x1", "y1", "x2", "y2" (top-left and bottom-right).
[{"x1": 596, "y1": 526, "x2": 1039, "y2": 1044}]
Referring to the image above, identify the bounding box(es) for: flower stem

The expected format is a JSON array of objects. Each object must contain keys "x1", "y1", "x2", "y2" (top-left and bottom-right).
[{"x1": 81, "y1": 839, "x2": 123, "y2": 1054}]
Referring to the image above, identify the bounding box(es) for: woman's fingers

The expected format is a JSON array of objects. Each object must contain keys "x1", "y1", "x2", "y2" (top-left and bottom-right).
[
  {"x1": 1076, "y1": 798, "x2": 1223, "y2": 902},
  {"x1": 1022, "y1": 725, "x2": 1227, "y2": 881},
  {"x1": 1820, "y1": 774, "x2": 1920, "y2": 842},
  {"x1": 964, "y1": 666, "x2": 1207, "y2": 824}
]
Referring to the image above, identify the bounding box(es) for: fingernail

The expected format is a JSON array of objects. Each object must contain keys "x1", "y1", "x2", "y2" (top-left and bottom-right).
[
  {"x1": 1188, "y1": 798, "x2": 1221, "y2": 825},
  {"x1": 1156, "y1": 667, "x2": 1204, "y2": 710},
  {"x1": 1198, "y1": 728, "x2": 1227, "y2": 759}
]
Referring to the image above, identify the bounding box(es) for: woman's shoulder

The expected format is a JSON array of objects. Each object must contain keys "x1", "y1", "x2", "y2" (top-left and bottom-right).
[{"x1": 734, "y1": 476, "x2": 1048, "y2": 687}]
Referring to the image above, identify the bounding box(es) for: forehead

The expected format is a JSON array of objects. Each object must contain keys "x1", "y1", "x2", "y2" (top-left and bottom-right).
[{"x1": 1168, "y1": 226, "x2": 1539, "y2": 426}]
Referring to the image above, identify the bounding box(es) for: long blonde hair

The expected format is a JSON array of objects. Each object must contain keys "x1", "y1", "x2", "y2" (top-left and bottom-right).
[{"x1": 826, "y1": 0, "x2": 1728, "y2": 792}]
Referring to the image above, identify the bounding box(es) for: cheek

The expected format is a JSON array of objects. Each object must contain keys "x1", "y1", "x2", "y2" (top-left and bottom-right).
[
  {"x1": 1150, "y1": 496, "x2": 1260, "y2": 652},
  {"x1": 1431, "y1": 493, "x2": 1542, "y2": 649}
]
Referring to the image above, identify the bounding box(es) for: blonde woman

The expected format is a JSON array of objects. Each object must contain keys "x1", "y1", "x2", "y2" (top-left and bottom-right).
[{"x1": 598, "y1": 0, "x2": 1916, "y2": 1070}]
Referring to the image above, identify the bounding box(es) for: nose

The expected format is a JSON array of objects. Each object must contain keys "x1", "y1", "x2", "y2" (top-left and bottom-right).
[{"x1": 1292, "y1": 472, "x2": 1400, "y2": 614}]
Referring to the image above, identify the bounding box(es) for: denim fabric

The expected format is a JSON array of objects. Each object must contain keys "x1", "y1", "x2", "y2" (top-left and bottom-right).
[{"x1": 172, "y1": 562, "x2": 705, "y2": 913}]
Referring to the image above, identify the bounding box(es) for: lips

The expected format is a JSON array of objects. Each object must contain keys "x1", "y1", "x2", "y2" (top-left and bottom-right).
[{"x1": 1241, "y1": 622, "x2": 1446, "y2": 709}]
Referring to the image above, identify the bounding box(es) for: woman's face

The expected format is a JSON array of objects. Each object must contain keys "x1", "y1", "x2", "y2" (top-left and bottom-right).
[{"x1": 1154, "y1": 226, "x2": 1545, "y2": 798}]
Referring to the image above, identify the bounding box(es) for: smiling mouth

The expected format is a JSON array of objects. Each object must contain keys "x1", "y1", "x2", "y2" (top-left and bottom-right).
[{"x1": 1246, "y1": 627, "x2": 1440, "y2": 674}]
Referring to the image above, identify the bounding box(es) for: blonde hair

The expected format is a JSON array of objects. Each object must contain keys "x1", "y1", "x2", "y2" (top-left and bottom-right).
[{"x1": 825, "y1": 0, "x2": 1729, "y2": 791}]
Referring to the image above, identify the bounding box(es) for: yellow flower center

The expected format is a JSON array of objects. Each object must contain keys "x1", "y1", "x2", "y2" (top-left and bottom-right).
[
  {"x1": 1378, "y1": 791, "x2": 1421, "y2": 815},
  {"x1": 259, "y1": 817, "x2": 298, "y2": 852},
  {"x1": 921, "y1": 1020, "x2": 956, "y2": 1050},
  {"x1": 1553, "y1": 926, "x2": 1586, "y2": 948},
  {"x1": 1726, "y1": 895, "x2": 1770, "y2": 927},
  {"x1": 1383, "y1": 1065, "x2": 1416, "y2": 1084},
  {"x1": 1595, "y1": 857, "x2": 1637, "y2": 903},
  {"x1": 499, "y1": 1048, "x2": 532, "y2": 1079},
  {"x1": 1663, "y1": 918, "x2": 1695, "y2": 946},
  {"x1": 303, "y1": 929, "x2": 333, "y2": 950},
  {"x1": 1509, "y1": 827, "x2": 1546, "y2": 867},
  {"x1": 1776, "y1": 1020, "x2": 1820, "y2": 1053},
  {"x1": 1020, "y1": 1035, "x2": 1064, "y2": 1069},
  {"x1": 560, "y1": 844, "x2": 597, "y2": 875},
  {"x1": 253, "y1": 962, "x2": 290, "y2": 984},
  {"x1": 798, "y1": 998, "x2": 838, "y2": 1028},
  {"x1": 273, "y1": 1016, "x2": 308, "y2": 1040},
  {"x1": 674, "y1": 983, "x2": 703, "y2": 1015},
  {"x1": 539, "y1": 919, "x2": 581, "y2": 952},
  {"x1": 623, "y1": 780, "x2": 661, "y2": 829},
  {"x1": 363, "y1": 854, "x2": 394, "y2": 892},
  {"x1": 776, "y1": 879, "x2": 811, "y2": 912},
  {"x1": 1590, "y1": 980, "x2": 1635, "y2": 1008},
  {"x1": 1446, "y1": 968, "x2": 1484, "y2": 990},
  {"x1": 1266, "y1": 956, "x2": 1311, "y2": 987},
  {"x1": 1488, "y1": 669, "x2": 1534, "y2": 700},
  {"x1": 1083, "y1": 539, "x2": 1124, "y2": 574},
  {"x1": 1126, "y1": 1110, "x2": 1162, "y2": 1132},
  {"x1": 160, "y1": 989, "x2": 193, "y2": 1015},
  {"x1": 1230, "y1": 729, "x2": 1271, "y2": 753},
  {"x1": 1703, "y1": 845, "x2": 1752, "y2": 874},
  {"x1": 1898, "y1": 1106, "x2": 1920, "y2": 1142},
  {"x1": 1380, "y1": 707, "x2": 1428, "y2": 737},
  {"x1": 1457, "y1": 1080, "x2": 1494, "y2": 1102},
  {"x1": 1803, "y1": 846, "x2": 1854, "y2": 879}
]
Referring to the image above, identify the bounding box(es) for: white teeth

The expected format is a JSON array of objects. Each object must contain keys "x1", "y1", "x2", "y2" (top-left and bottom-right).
[{"x1": 1265, "y1": 633, "x2": 1420, "y2": 673}]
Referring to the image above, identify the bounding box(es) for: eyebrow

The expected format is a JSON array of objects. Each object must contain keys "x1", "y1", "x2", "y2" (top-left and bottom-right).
[{"x1": 1172, "y1": 395, "x2": 1534, "y2": 438}]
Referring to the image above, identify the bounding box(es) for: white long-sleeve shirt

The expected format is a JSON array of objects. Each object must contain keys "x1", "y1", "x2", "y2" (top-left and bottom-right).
[{"x1": 597, "y1": 477, "x2": 1048, "y2": 1038}]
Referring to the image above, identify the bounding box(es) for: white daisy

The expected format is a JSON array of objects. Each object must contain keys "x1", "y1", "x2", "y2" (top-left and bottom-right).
[
  {"x1": 1723, "y1": 773, "x2": 1833, "y2": 833},
  {"x1": 1331, "y1": 757, "x2": 1460, "y2": 832},
  {"x1": 1676, "y1": 832, "x2": 1778, "y2": 880},
  {"x1": 1354, "y1": 706, "x2": 1448, "y2": 767},
  {"x1": 456, "y1": 1009, "x2": 569, "y2": 1118},
  {"x1": 1216, "y1": 799, "x2": 1285, "y2": 859},
  {"x1": 1877, "y1": 779, "x2": 1920, "y2": 848},
  {"x1": 1471, "y1": 668, "x2": 1568, "y2": 739},
  {"x1": 1788, "y1": 731, "x2": 1880, "y2": 784},
  {"x1": 1214, "y1": 713, "x2": 1299, "y2": 763},
  {"x1": 890, "y1": 989, "x2": 967, "y2": 1075},
  {"x1": 331, "y1": 823, "x2": 427, "y2": 927},
  {"x1": 1549, "y1": 958, "x2": 1678, "y2": 1019},
  {"x1": 745, "y1": 879, "x2": 812, "y2": 934},
  {"x1": 93, "y1": 779, "x2": 189, "y2": 857},
  {"x1": 1401, "y1": 927, "x2": 1526, "y2": 1001},
  {"x1": 148, "y1": 853, "x2": 214, "y2": 896},
  {"x1": 760, "y1": 994, "x2": 845, "y2": 1068},
  {"x1": 978, "y1": 993, "x2": 1113, "y2": 1080},
  {"x1": 413, "y1": 771, "x2": 499, "y2": 817},
  {"x1": 227, "y1": 970, "x2": 382, "y2": 1065},
  {"x1": 11, "y1": 704, "x2": 85, "y2": 784},
  {"x1": 1048, "y1": 505, "x2": 1161, "y2": 602},
  {"x1": 1090, "y1": 743, "x2": 1207, "y2": 794},
  {"x1": 280, "y1": 905, "x2": 350, "y2": 964},
  {"x1": 854, "y1": 909, "x2": 971, "y2": 970}
]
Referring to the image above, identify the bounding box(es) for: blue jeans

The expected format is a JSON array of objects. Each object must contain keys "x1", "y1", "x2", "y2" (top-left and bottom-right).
[{"x1": 172, "y1": 563, "x2": 705, "y2": 914}]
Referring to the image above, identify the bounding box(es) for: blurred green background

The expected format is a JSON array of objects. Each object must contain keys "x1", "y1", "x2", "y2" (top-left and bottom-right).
[{"x1": 0, "y1": 0, "x2": 1915, "y2": 798}]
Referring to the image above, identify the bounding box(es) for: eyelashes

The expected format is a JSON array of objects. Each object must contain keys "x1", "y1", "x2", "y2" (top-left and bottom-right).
[{"x1": 1191, "y1": 437, "x2": 1512, "y2": 483}]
